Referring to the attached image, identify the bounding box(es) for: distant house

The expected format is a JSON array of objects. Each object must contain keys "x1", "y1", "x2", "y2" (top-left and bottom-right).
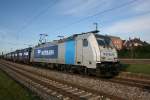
[
  {"x1": 123, "y1": 38, "x2": 149, "y2": 49},
  {"x1": 108, "y1": 35, "x2": 123, "y2": 50}
]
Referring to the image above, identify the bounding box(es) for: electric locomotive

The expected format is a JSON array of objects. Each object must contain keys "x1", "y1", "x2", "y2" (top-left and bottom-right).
[{"x1": 30, "y1": 30, "x2": 120, "y2": 76}]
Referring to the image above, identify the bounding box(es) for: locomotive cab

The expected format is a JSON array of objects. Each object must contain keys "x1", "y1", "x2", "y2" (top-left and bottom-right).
[
  {"x1": 95, "y1": 34, "x2": 118, "y2": 62},
  {"x1": 76, "y1": 31, "x2": 120, "y2": 76},
  {"x1": 95, "y1": 34, "x2": 120, "y2": 76}
]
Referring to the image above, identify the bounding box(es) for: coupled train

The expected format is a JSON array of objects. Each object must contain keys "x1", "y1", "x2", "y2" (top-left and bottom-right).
[{"x1": 3, "y1": 31, "x2": 120, "y2": 77}]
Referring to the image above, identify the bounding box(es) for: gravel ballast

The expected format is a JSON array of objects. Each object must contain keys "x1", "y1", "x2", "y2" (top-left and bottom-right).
[{"x1": 5, "y1": 61, "x2": 150, "y2": 100}]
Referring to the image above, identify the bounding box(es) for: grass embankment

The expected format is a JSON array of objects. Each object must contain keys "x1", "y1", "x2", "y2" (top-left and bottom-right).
[
  {"x1": 0, "y1": 69, "x2": 40, "y2": 100},
  {"x1": 122, "y1": 64, "x2": 150, "y2": 75}
]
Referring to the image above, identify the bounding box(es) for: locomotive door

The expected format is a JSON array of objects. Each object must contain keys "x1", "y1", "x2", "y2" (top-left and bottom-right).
[{"x1": 76, "y1": 39, "x2": 83, "y2": 65}]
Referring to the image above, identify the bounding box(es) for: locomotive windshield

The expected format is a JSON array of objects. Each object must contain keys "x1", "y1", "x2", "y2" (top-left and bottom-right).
[
  {"x1": 95, "y1": 34, "x2": 114, "y2": 48},
  {"x1": 97, "y1": 39, "x2": 105, "y2": 46}
]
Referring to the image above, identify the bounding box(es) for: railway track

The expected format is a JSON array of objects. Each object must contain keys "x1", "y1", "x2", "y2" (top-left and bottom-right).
[
  {"x1": 1, "y1": 60, "x2": 150, "y2": 99},
  {"x1": 86, "y1": 74, "x2": 150, "y2": 92},
  {"x1": 109, "y1": 77, "x2": 150, "y2": 91},
  {"x1": 0, "y1": 63, "x2": 68, "y2": 100},
  {"x1": 3, "y1": 60, "x2": 150, "y2": 90},
  {"x1": 0, "y1": 60, "x2": 122, "y2": 100},
  {"x1": 0, "y1": 63, "x2": 60, "y2": 100}
]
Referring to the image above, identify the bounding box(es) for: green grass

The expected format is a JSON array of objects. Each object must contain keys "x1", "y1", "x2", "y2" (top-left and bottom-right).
[
  {"x1": 0, "y1": 69, "x2": 41, "y2": 100},
  {"x1": 122, "y1": 64, "x2": 150, "y2": 75}
]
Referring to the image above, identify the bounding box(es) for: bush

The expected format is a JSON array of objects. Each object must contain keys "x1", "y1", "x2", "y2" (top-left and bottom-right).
[{"x1": 118, "y1": 45, "x2": 150, "y2": 58}]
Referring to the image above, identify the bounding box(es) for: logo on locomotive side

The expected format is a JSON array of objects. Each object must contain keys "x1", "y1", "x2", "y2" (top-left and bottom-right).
[
  {"x1": 37, "y1": 49, "x2": 55, "y2": 56},
  {"x1": 34, "y1": 46, "x2": 58, "y2": 58}
]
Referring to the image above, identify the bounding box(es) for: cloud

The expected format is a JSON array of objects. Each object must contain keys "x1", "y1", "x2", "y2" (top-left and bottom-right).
[
  {"x1": 104, "y1": 14, "x2": 150, "y2": 33},
  {"x1": 56, "y1": 0, "x2": 150, "y2": 17},
  {"x1": 55, "y1": 0, "x2": 112, "y2": 16},
  {"x1": 103, "y1": 13, "x2": 150, "y2": 42},
  {"x1": 132, "y1": 0, "x2": 150, "y2": 13}
]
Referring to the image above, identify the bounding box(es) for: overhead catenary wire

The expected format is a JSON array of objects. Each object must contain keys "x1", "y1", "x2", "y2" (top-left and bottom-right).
[
  {"x1": 2, "y1": 0, "x2": 141, "y2": 51},
  {"x1": 17, "y1": 0, "x2": 58, "y2": 39},
  {"x1": 55, "y1": 0, "x2": 140, "y2": 31},
  {"x1": 17, "y1": 0, "x2": 139, "y2": 38},
  {"x1": 0, "y1": 40, "x2": 33, "y2": 46},
  {"x1": 0, "y1": 41, "x2": 33, "y2": 54}
]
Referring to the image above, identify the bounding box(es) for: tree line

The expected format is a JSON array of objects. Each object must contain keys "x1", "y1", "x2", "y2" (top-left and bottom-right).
[{"x1": 118, "y1": 45, "x2": 150, "y2": 59}]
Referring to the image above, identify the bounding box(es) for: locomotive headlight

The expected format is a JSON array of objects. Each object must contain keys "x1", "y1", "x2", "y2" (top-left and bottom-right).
[{"x1": 114, "y1": 58, "x2": 118, "y2": 61}]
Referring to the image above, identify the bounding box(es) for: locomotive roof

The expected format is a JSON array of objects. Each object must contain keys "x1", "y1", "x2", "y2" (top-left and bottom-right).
[
  {"x1": 58, "y1": 30, "x2": 100, "y2": 42},
  {"x1": 36, "y1": 30, "x2": 103, "y2": 47}
]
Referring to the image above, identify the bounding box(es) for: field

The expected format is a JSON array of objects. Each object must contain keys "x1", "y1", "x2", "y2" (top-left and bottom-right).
[
  {"x1": 0, "y1": 69, "x2": 40, "y2": 100},
  {"x1": 122, "y1": 64, "x2": 150, "y2": 75}
]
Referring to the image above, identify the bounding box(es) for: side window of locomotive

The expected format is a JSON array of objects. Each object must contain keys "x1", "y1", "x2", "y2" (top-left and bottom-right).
[{"x1": 83, "y1": 39, "x2": 88, "y2": 47}]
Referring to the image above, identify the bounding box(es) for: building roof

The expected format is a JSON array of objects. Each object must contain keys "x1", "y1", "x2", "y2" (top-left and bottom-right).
[
  {"x1": 123, "y1": 38, "x2": 149, "y2": 48},
  {"x1": 107, "y1": 35, "x2": 121, "y2": 39}
]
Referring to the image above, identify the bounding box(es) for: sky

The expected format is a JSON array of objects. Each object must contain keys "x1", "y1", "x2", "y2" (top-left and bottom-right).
[{"x1": 0, "y1": 0, "x2": 150, "y2": 53}]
